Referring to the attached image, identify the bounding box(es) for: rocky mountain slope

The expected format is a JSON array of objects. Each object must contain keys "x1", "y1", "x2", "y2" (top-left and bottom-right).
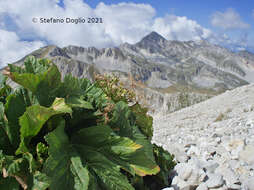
[
  {"x1": 2, "y1": 31, "x2": 254, "y2": 190},
  {"x1": 1, "y1": 31, "x2": 254, "y2": 113},
  {"x1": 153, "y1": 84, "x2": 254, "y2": 189}
]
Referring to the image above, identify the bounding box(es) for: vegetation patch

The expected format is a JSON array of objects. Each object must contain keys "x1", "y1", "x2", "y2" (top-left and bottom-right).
[{"x1": 0, "y1": 56, "x2": 175, "y2": 190}]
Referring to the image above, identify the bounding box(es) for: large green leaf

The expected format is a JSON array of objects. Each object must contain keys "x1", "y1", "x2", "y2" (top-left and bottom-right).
[
  {"x1": 0, "y1": 103, "x2": 13, "y2": 154},
  {"x1": 23, "y1": 56, "x2": 50, "y2": 74},
  {"x1": 109, "y1": 101, "x2": 135, "y2": 138},
  {"x1": 0, "y1": 176, "x2": 20, "y2": 190},
  {"x1": 130, "y1": 103, "x2": 153, "y2": 139},
  {"x1": 34, "y1": 65, "x2": 61, "y2": 106},
  {"x1": 16, "y1": 98, "x2": 72, "y2": 154},
  {"x1": 107, "y1": 102, "x2": 160, "y2": 176},
  {"x1": 11, "y1": 73, "x2": 42, "y2": 93},
  {"x1": 73, "y1": 125, "x2": 142, "y2": 155},
  {"x1": 128, "y1": 149, "x2": 160, "y2": 177},
  {"x1": 4, "y1": 90, "x2": 27, "y2": 148},
  {"x1": 132, "y1": 126, "x2": 154, "y2": 160},
  {"x1": 9, "y1": 64, "x2": 61, "y2": 106},
  {"x1": 73, "y1": 125, "x2": 159, "y2": 177},
  {"x1": 44, "y1": 121, "x2": 89, "y2": 190},
  {"x1": 72, "y1": 125, "x2": 141, "y2": 189},
  {"x1": 72, "y1": 125, "x2": 112, "y2": 146},
  {"x1": 76, "y1": 146, "x2": 134, "y2": 190},
  {"x1": 127, "y1": 126, "x2": 160, "y2": 176},
  {"x1": 72, "y1": 125, "x2": 135, "y2": 175}
]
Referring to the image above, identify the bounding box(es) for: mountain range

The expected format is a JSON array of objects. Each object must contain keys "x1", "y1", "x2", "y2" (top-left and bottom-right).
[{"x1": 2, "y1": 31, "x2": 254, "y2": 113}]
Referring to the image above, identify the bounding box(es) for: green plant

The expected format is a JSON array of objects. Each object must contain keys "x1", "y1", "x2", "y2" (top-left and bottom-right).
[
  {"x1": 178, "y1": 88, "x2": 191, "y2": 109},
  {"x1": 0, "y1": 56, "x2": 175, "y2": 190},
  {"x1": 95, "y1": 73, "x2": 135, "y2": 103}
]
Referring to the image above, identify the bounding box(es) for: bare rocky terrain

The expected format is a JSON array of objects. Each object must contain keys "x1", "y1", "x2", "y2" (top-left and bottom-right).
[
  {"x1": 152, "y1": 84, "x2": 254, "y2": 190},
  {"x1": 2, "y1": 31, "x2": 254, "y2": 114},
  {"x1": 2, "y1": 31, "x2": 254, "y2": 190}
]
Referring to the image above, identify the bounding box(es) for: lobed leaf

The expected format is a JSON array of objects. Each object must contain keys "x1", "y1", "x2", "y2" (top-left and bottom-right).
[
  {"x1": 9, "y1": 64, "x2": 61, "y2": 106},
  {"x1": 4, "y1": 91, "x2": 27, "y2": 149},
  {"x1": 44, "y1": 121, "x2": 89, "y2": 190},
  {"x1": 76, "y1": 146, "x2": 134, "y2": 190},
  {"x1": 16, "y1": 98, "x2": 72, "y2": 154},
  {"x1": 109, "y1": 101, "x2": 135, "y2": 138},
  {"x1": 73, "y1": 125, "x2": 159, "y2": 177}
]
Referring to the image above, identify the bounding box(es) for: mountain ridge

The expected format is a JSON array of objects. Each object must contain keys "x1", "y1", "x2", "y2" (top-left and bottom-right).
[{"x1": 2, "y1": 31, "x2": 254, "y2": 113}]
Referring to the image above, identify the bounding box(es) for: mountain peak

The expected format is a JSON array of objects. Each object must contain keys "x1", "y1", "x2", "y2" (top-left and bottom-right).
[
  {"x1": 141, "y1": 31, "x2": 166, "y2": 43},
  {"x1": 135, "y1": 31, "x2": 167, "y2": 51}
]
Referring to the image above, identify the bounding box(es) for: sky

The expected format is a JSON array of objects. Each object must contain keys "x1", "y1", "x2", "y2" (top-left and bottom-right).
[{"x1": 0, "y1": 0, "x2": 254, "y2": 67}]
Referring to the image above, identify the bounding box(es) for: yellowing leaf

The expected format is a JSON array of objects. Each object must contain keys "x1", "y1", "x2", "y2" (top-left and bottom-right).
[{"x1": 16, "y1": 98, "x2": 72, "y2": 154}]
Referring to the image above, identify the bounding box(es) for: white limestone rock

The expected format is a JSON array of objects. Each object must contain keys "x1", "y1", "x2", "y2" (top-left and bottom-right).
[
  {"x1": 242, "y1": 177, "x2": 254, "y2": 190},
  {"x1": 196, "y1": 183, "x2": 208, "y2": 190},
  {"x1": 206, "y1": 173, "x2": 224, "y2": 188},
  {"x1": 239, "y1": 145, "x2": 254, "y2": 165}
]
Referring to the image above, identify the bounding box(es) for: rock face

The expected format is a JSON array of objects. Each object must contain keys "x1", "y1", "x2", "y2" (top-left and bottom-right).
[
  {"x1": 2, "y1": 32, "x2": 254, "y2": 113},
  {"x1": 152, "y1": 84, "x2": 254, "y2": 189}
]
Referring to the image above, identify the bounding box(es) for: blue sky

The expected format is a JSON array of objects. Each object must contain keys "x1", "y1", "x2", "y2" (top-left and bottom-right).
[
  {"x1": 0, "y1": 0, "x2": 254, "y2": 66},
  {"x1": 85, "y1": 0, "x2": 254, "y2": 43},
  {"x1": 83, "y1": 0, "x2": 254, "y2": 27}
]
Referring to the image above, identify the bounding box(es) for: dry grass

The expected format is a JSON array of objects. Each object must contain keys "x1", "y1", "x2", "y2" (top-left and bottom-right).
[{"x1": 214, "y1": 113, "x2": 226, "y2": 122}]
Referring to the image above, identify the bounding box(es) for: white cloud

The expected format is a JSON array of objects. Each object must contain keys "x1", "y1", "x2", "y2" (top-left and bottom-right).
[
  {"x1": 211, "y1": 8, "x2": 250, "y2": 30},
  {"x1": 0, "y1": 0, "x2": 157, "y2": 48},
  {"x1": 0, "y1": 29, "x2": 45, "y2": 67},
  {"x1": 0, "y1": 0, "x2": 212, "y2": 44},
  {"x1": 152, "y1": 15, "x2": 212, "y2": 41},
  {"x1": 0, "y1": 0, "x2": 214, "y2": 66},
  {"x1": 95, "y1": 2, "x2": 156, "y2": 44}
]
